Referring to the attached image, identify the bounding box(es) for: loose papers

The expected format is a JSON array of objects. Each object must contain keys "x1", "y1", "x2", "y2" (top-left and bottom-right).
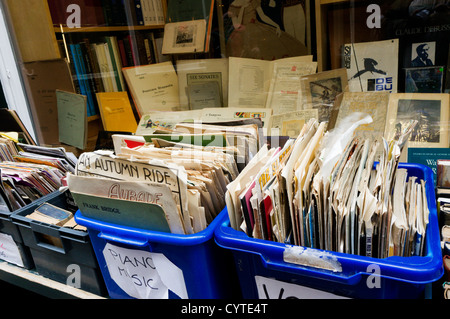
[
  {"x1": 68, "y1": 120, "x2": 259, "y2": 235},
  {"x1": 0, "y1": 142, "x2": 75, "y2": 212},
  {"x1": 227, "y1": 115, "x2": 430, "y2": 258}
]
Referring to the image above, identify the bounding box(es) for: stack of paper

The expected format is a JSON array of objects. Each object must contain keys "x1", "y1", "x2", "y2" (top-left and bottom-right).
[
  {"x1": 0, "y1": 135, "x2": 19, "y2": 162},
  {"x1": 228, "y1": 56, "x2": 352, "y2": 138},
  {"x1": 68, "y1": 120, "x2": 261, "y2": 234},
  {"x1": 0, "y1": 142, "x2": 77, "y2": 212},
  {"x1": 0, "y1": 162, "x2": 64, "y2": 212},
  {"x1": 14, "y1": 143, "x2": 77, "y2": 174},
  {"x1": 227, "y1": 115, "x2": 430, "y2": 258},
  {"x1": 135, "y1": 107, "x2": 271, "y2": 137}
]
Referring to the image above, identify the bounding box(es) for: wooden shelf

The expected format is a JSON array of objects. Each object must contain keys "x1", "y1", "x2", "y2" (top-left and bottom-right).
[
  {"x1": 54, "y1": 25, "x2": 165, "y2": 33},
  {"x1": 320, "y1": 0, "x2": 349, "y2": 4},
  {"x1": 88, "y1": 115, "x2": 100, "y2": 122},
  {"x1": 0, "y1": 261, "x2": 105, "y2": 299}
]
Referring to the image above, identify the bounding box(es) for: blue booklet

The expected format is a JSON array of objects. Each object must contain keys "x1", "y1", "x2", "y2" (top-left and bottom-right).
[{"x1": 408, "y1": 147, "x2": 450, "y2": 186}]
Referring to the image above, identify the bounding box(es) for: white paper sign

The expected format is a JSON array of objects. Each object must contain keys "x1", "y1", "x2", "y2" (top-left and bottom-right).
[
  {"x1": 103, "y1": 243, "x2": 188, "y2": 299},
  {"x1": 0, "y1": 232, "x2": 24, "y2": 267},
  {"x1": 255, "y1": 276, "x2": 349, "y2": 299}
]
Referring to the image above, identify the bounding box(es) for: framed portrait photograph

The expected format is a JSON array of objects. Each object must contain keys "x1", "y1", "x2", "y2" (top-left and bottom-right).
[
  {"x1": 411, "y1": 42, "x2": 436, "y2": 67},
  {"x1": 299, "y1": 68, "x2": 348, "y2": 123},
  {"x1": 385, "y1": 93, "x2": 450, "y2": 149}
]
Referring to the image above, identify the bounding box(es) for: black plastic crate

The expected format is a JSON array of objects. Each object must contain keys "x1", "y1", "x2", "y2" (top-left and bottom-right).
[
  {"x1": 0, "y1": 208, "x2": 34, "y2": 269},
  {"x1": 10, "y1": 191, "x2": 107, "y2": 296},
  {"x1": 0, "y1": 192, "x2": 66, "y2": 269}
]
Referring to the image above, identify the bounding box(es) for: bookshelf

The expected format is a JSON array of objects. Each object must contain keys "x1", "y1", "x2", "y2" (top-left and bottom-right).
[
  {"x1": 3, "y1": 0, "x2": 167, "y2": 149},
  {"x1": 315, "y1": 0, "x2": 349, "y2": 72},
  {"x1": 52, "y1": 0, "x2": 168, "y2": 122},
  {"x1": 315, "y1": 0, "x2": 367, "y2": 72},
  {"x1": 55, "y1": 25, "x2": 164, "y2": 33}
]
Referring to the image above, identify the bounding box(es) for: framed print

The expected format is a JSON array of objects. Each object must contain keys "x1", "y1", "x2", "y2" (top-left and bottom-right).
[
  {"x1": 405, "y1": 66, "x2": 444, "y2": 93},
  {"x1": 269, "y1": 109, "x2": 318, "y2": 138},
  {"x1": 328, "y1": 91, "x2": 390, "y2": 142},
  {"x1": 385, "y1": 93, "x2": 449, "y2": 149},
  {"x1": 162, "y1": 19, "x2": 207, "y2": 54},
  {"x1": 300, "y1": 68, "x2": 348, "y2": 123}
]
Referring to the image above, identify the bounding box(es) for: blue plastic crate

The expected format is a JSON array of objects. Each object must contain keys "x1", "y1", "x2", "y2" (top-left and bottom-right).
[
  {"x1": 75, "y1": 208, "x2": 240, "y2": 299},
  {"x1": 214, "y1": 163, "x2": 444, "y2": 299}
]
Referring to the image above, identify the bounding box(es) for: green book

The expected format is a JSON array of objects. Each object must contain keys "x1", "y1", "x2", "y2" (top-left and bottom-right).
[
  {"x1": 105, "y1": 36, "x2": 124, "y2": 91},
  {"x1": 56, "y1": 90, "x2": 87, "y2": 150},
  {"x1": 165, "y1": 0, "x2": 214, "y2": 50}
]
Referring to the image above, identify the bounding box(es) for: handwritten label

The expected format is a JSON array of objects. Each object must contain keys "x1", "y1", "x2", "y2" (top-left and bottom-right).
[
  {"x1": 0, "y1": 233, "x2": 24, "y2": 267},
  {"x1": 255, "y1": 276, "x2": 349, "y2": 299},
  {"x1": 76, "y1": 152, "x2": 187, "y2": 214},
  {"x1": 103, "y1": 243, "x2": 187, "y2": 299},
  {"x1": 78, "y1": 154, "x2": 173, "y2": 186}
]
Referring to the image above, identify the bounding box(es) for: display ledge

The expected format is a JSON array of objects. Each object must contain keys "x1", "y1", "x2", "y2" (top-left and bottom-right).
[
  {"x1": 0, "y1": 261, "x2": 105, "y2": 299},
  {"x1": 54, "y1": 25, "x2": 165, "y2": 33}
]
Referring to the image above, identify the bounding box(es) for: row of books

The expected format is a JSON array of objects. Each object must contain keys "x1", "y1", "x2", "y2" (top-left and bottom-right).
[
  {"x1": 48, "y1": 0, "x2": 165, "y2": 27},
  {"x1": 65, "y1": 32, "x2": 163, "y2": 117}
]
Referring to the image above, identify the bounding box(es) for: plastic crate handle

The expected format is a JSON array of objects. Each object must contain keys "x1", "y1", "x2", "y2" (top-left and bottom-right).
[
  {"x1": 263, "y1": 261, "x2": 356, "y2": 285},
  {"x1": 98, "y1": 231, "x2": 151, "y2": 249},
  {"x1": 260, "y1": 246, "x2": 363, "y2": 285},
  {"x1": 30, "y1": 222, "x2": 67, "y2": 255},
  {"x1": 216, "y1": 221, "x2": 363, "y2": 284}
]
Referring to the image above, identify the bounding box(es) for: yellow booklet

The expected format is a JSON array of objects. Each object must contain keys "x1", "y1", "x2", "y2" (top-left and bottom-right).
[{"x1": 96, "y1": 92, "x2": 138, "y2": 132}]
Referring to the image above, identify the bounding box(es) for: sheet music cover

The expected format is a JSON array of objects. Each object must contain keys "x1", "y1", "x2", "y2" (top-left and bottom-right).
[{"x1": 343, "y1": 39, "x2": 399, "y2": 93}]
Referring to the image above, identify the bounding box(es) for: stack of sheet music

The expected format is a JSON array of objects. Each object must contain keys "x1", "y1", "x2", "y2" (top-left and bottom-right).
[
  {"x1": 0, "y1": 162, "x2": 65, "y2": 212},
  {"x1": 68, "y1": 120, "x2": 262, "y2": 235},
  {"x1": 0, "y1": 136, "x2": 19, "y2": 161},
  {"x1": 0, "y1": 143, "x2": 77, "y2": 212},
  {"x1": 227, "y1": 115, "x2": 430, "y2": 258}
]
